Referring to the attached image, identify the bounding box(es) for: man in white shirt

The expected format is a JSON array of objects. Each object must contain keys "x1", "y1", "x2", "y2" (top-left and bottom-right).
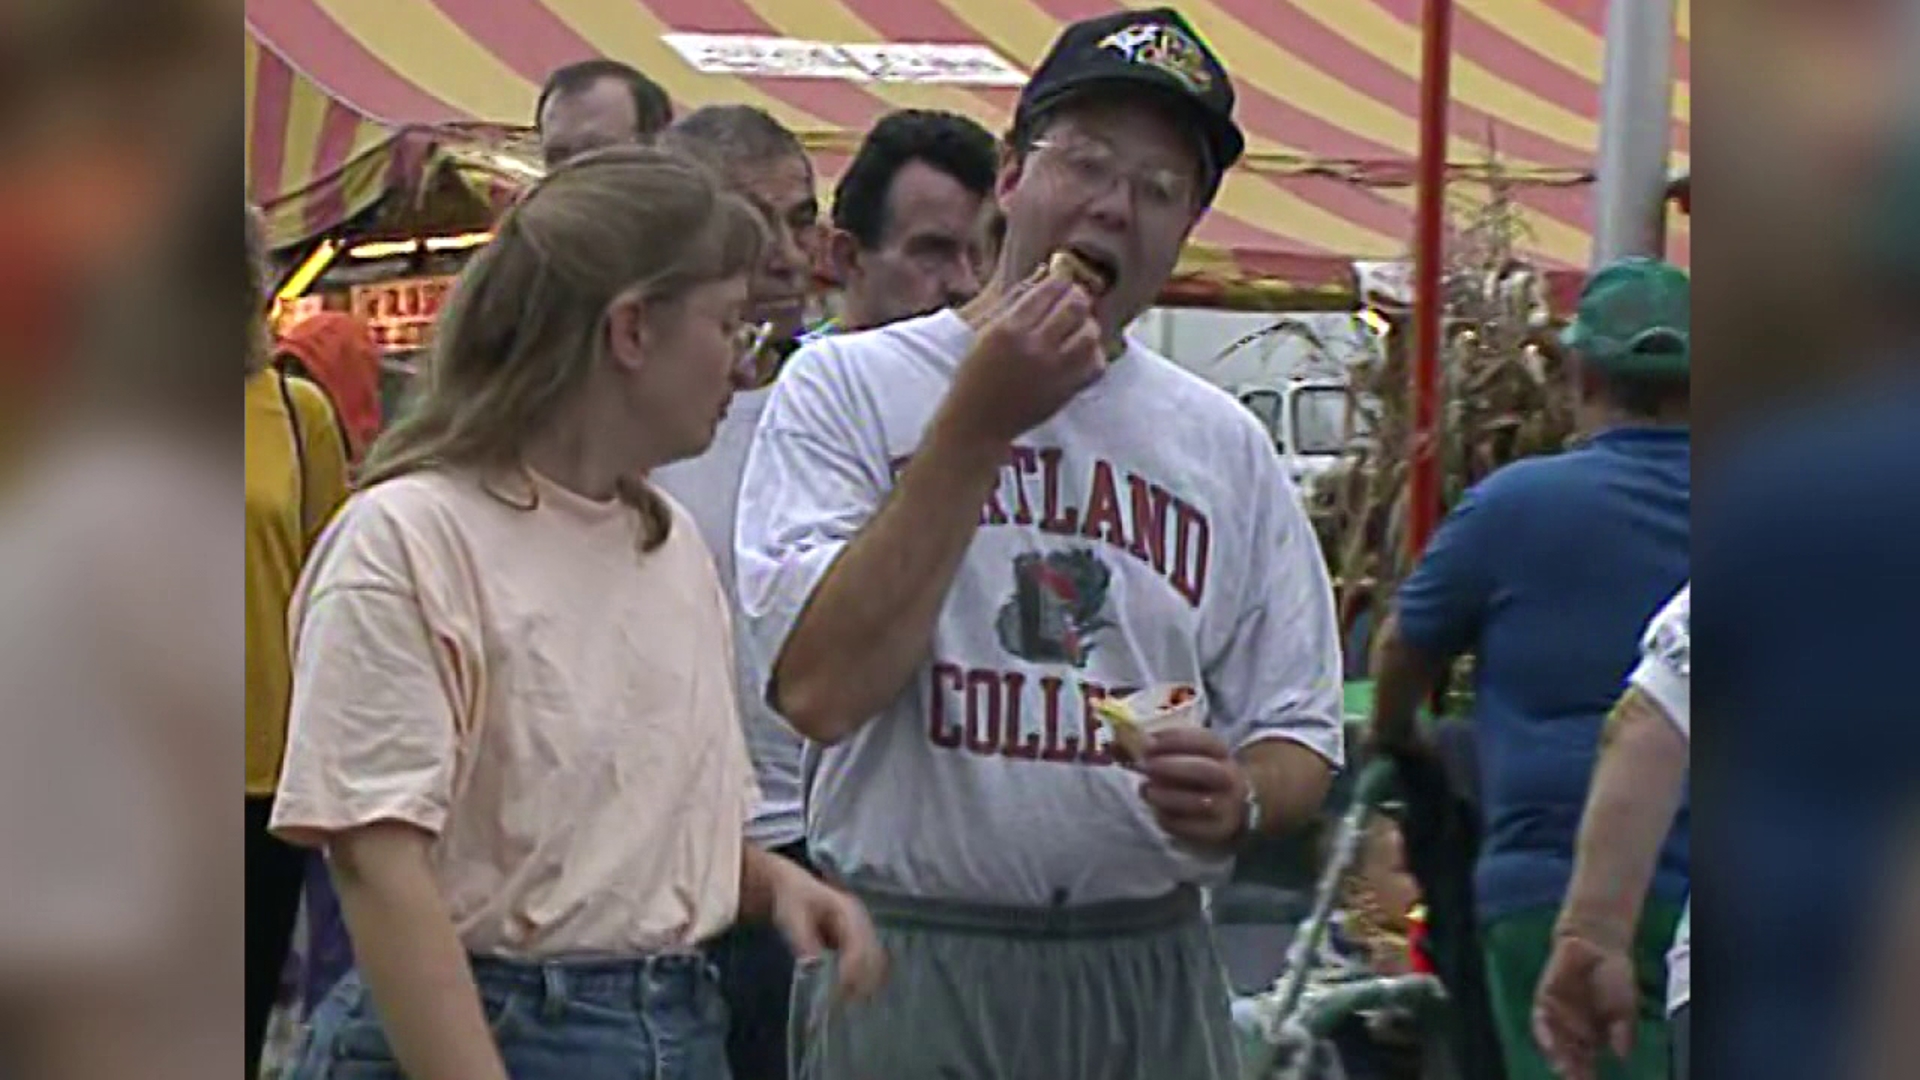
[
  {"x1": 649, "y1": 105, "x2": 823, "y2": 1080},
  {"x1": 1534, "y1": 585, "x2": 1691, "y2": 1079},
  {"x1": 734, "y1": 7, "x2": 1344, "y2": 1077}
]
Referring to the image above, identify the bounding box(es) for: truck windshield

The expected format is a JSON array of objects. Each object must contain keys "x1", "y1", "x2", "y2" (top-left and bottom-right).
[
  {"x1": 1239, "y1": 390, "x2": 1285, "y2": 450},
  {"x1": 1290, "y1": 385, "x2": 1358, "y2": 456}
]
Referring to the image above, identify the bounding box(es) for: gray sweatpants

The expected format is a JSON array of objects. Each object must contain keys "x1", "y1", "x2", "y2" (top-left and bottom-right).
[{"x1": 790, "y1": 885, "x2": 1241, "y2": 1080}]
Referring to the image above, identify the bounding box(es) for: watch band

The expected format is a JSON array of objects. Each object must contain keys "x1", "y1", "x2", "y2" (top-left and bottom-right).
[{"x1": 1238, "y1": 783, "x2": 1263, "y2": 840}]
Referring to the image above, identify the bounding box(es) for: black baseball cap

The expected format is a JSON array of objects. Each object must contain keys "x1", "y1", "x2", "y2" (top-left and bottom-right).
[{"x1": 1015, "y1": 7, "x2": 1245, "y2": 195}]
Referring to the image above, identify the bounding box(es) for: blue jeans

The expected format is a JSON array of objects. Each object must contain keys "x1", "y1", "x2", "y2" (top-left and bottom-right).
[{"x1": 287, "y1": 955, "x2": 731, "y2": 1080}]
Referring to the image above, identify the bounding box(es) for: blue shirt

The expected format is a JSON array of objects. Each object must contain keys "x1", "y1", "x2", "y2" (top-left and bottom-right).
[
  {"x1": 1395, "y1": 427, "x2": 1692, "y2": 919},
  {"x1": 1696, "y1": 364, "x2": 1920, "y2": 1080}
]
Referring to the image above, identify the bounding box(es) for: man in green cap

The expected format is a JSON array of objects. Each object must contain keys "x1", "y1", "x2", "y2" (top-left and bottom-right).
[{"x1": 1368, "y1": 257, "x2": 1692, "y2": 1080}]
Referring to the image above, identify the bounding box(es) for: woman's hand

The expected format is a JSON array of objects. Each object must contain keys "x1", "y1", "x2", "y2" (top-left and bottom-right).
[{"x1": 769, "y1": 870, "x2": 887, "y2": 1003}]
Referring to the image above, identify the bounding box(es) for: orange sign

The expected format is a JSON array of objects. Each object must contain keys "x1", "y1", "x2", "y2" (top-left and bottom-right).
[
  {"x1": 351, "y1": 275, "x2": 454, "y2": 352},
  {"x1": 271, "y1": 294, "x2": 325, "y2": 337}
]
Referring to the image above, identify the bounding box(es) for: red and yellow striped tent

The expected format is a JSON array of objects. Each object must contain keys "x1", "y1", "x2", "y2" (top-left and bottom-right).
[{"x1": 247, "y1": 0, "x2": 1690, "y2": 308}]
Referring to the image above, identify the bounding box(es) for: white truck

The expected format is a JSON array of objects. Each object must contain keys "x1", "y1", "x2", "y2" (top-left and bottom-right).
[{"x1": 1133, "y1": 309, "x2": 1381, "y2": 489}]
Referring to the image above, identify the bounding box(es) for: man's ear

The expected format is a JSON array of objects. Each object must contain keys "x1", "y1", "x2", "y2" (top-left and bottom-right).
[
  {"x1": 994, "y1": 148, "x2": 1024, "y2": 207},
  {"x1": 825, "y1": 227, "x2": 863, "y2": 286}
]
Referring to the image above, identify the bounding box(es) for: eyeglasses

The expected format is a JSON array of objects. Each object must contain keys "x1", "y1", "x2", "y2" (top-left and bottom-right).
[
  {"x1": 735, "y1": 319, "x2": 774, "y2": 368},
  {"x1": 1029, "y1": 138, "x2": 1197, "y2": 211}
]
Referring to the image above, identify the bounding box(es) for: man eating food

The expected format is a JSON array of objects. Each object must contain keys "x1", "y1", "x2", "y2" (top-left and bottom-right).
[
  {"x1": 1049, "y1": 247, "x2": 1114, "y2": 296},
  {"x1": 735, "y1": 8, "x2": 1344, "y2": 1078}
]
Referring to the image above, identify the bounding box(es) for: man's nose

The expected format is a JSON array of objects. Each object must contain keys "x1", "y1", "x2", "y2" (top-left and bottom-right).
[
  {"x1": 1084, "y1": 176, "x2": 1135, "y2": 231},
  {"x1": 945, "y1": 258, "x2": 982, "y2": 302},
  {"x1": 764, "y1": 223, "x2": 807, "y2": 278}
]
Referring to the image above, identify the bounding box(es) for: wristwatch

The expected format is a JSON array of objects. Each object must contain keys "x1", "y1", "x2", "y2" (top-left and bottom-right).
[{"x1": 1235, "y1": 783, "x2": 1263, "y2": 842}]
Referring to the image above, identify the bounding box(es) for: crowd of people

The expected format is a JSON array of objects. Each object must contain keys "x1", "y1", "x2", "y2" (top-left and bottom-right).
[{"x1": 243, "y1": 6, "x2": 1707, "y2": 1080}]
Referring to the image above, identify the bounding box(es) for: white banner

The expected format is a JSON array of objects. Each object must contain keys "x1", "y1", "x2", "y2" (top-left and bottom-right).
[{"x1": 662, "y1": 33, "x2": 1026, "y2": 86}]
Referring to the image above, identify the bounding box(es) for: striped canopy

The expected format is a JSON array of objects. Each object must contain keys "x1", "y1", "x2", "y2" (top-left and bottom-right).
[{"x1": 246, "y1": 0, "x2": 1690, "y2": 305}]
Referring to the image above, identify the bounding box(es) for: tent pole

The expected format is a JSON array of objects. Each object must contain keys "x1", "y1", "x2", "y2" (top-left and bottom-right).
[
  {"x1": 1593, "y1": 0, "x2": 1677, "y2": 265},
  {"x1": 1407, "y1": 0, "x2": 1454, "y2": 561}
]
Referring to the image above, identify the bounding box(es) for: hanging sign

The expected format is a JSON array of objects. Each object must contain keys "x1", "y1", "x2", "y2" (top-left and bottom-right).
[
  {"x1": 662, "y1": 33, "x2": 1026, "y2": 86},
  {"x1": 351, "y1": 275, "x2": 455, "y2": 353}
]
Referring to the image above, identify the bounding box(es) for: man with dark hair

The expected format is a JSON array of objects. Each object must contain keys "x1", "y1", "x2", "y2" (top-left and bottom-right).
[
  {"x1": 816, "y1": 109, "x2": 997, "y2": 339},
  {"x1": 534, "y1": 58, "x2": 672, "y2": 166},
  {"x1": 1369, "y1": 259, "x2": 1692, "y2": 1080},
  {"x1": 649, "y1": 102, "x2": 822, "y2": 1080},
  {"x1": 735, "y1": 8, "x2": 1345, "y2": 1077}
]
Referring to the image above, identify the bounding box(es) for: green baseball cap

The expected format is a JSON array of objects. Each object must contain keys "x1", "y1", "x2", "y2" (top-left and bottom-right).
[{"x1": 1561, "y1": 256, "x2": 1690, "y2": 378}]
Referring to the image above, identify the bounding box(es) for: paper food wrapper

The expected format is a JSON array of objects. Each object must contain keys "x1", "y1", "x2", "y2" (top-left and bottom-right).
[{"x1": 1094, "y1": 683, "x2": 1203, "y2": 763}]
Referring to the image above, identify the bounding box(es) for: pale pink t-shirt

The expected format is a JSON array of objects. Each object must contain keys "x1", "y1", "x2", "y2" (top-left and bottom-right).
[{"x1": 270, "y1": 467, "x2": 756, "y2": 958}]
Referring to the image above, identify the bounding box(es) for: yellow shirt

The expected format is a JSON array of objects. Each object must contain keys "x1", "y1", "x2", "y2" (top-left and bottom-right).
[{"x1": 246, "y1": 370, "x2": 349, "y2": 795}]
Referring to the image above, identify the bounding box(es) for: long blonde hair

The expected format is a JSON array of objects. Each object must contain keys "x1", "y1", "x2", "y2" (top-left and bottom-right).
[{"x1": 361, "y1": 146, "x2": 765, "y2": 546}]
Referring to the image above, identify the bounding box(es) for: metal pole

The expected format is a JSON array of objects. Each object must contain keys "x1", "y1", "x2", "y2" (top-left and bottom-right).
[
  {"x1": 1407, "y1": 0, "x2": 1453, "y2": 561},
  {"x1": 1592, "y1": 0, "x2": 1677, "y2": 264}
]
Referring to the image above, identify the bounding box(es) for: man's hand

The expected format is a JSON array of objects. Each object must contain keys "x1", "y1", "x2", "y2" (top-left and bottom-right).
[
  {"x1": 1137, "y1": 727, "x2": 1250, "y2": 850},
  {"x1": 1532, "y1": 931, "x2": 1639, "y2": 1080},
  {"x1": 939, "y1": 266, "x2": 1104, "y2": 447},
  {"x1": 769, "y1": 869, "x2": 887, "y2": 1003}
]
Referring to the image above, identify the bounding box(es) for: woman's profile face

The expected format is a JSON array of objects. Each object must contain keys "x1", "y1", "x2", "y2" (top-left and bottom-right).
[{"x1": 619, "y1": 273, "x2": 754, "y2": 465}]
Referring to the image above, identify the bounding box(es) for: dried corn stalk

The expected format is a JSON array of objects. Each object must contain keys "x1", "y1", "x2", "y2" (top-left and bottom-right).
[{"x1": 1223, "y1": 150, "x2": 1577, "y2": 670}]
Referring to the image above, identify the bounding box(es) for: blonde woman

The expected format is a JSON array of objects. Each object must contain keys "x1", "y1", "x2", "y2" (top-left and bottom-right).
[{"x1": 272, "y1": 147, "x2": 884, "y2": 1080}]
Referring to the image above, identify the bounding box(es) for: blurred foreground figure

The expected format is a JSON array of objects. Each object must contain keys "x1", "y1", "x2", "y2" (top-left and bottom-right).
[
  {"x1": 0, "y1": 111, "x2": 243, "y2": 1080},
  {"x1": 1690, "y1": 10, "x2": 1918, "y2": 1075}
]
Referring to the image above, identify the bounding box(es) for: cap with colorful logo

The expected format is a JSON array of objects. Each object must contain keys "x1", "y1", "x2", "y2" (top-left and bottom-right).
[
  {"x1": 1561, "y1": 256, "x2": 1690, "y2": 378},
  {"x1": 1015, "y1": 7, "x2": 1245, "y2": 193}
]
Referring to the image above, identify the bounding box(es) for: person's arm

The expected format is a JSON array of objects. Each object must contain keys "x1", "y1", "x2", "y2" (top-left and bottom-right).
[
  {"x1": 1367, "y1": 613, "x2": 1448, "y2": 755},
  {"x1": 767, "y1": 415, "x2": 1006, "y2": 744},
  {"x1": 739, "y1": 278, "x2": 1102, "y2": 745},
  {"x1": 733, "y1": 343, "x2": 985, "y2": 747},
  {"x1": 737, "y1": 843, "x2": 812, "y2": 922},
  {"x1": 328, "y1": 824, "x2": 510, "y2": 1080},
  {"x1": 736, "y1": 844, "x2": 887, "y2": 1000},
  {"x1": 1217, "y1": 445, "x2": 1347, "y2": 832},
  {"x1": 1142, "y1": 437, "x2": 1343, "y2": 847},
  {"x1": 1239, "y1": 738, "x2": 1337, "y2": 834},
  {"x1": 1367, "y1": 486, "x2": 1499, "y2": 754},
  {"x1": 1556, "y1": 587, "x2": 1690, "y2": 948},
  {"x1": 270, "y1": 501, "x2": 500, "y2": 1080},
  {"x1": 1552, "y1": 688, "x2": 1689, "y2": 949}
]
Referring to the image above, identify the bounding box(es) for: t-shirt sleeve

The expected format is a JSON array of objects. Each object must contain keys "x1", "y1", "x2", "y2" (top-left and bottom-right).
[
  {"x1": 270, "y1": 501, "x2": 462, "y2": 847},
  {"x1": 734, "y1": 344, "x2": 892, "y2": 705},
  {"x1": 1206, "y1": 440, "x2": 1346, "y2": 768},
  {"x1": 1629, "y1": 584, "x2": 1690, "y2": 739},
  {"x1": 1393, "y1": 480, "x2": 1501, "y2": 658}
]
